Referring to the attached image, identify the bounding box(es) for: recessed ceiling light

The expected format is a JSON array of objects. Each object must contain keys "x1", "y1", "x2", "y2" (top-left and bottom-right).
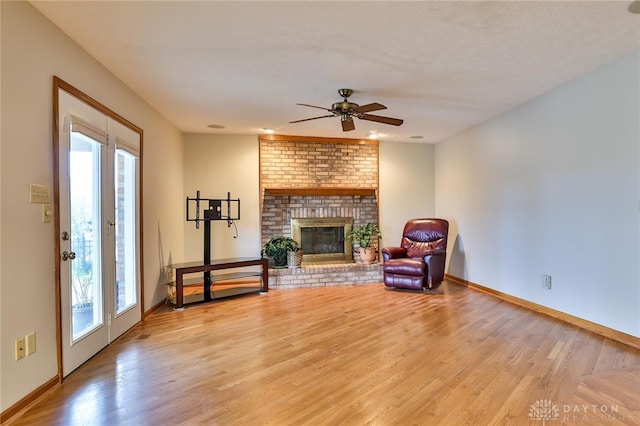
[
  {"x1": 410, "y1": 135, "x2": 424, "y2": 139},
  {"x1": 368, "y1": 131, "x2": 383, "y2": 139},
  {"x1": 629, "y1": 0, "x2": 640, "y2": 13},
  {"x1": 207, "y1": 124, "x2": 225, "y2": 129},
  {"x1": 262, "y1": 128, "x2": 275, "y2": 134}
]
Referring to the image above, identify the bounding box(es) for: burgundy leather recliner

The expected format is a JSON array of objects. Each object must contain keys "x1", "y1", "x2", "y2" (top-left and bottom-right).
[{"x1": 382, "y1": 218, "x2": 449, "y2": 291}]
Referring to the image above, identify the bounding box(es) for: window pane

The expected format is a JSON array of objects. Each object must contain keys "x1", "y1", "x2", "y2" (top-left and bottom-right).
[
  {"x1": 70, "y1": 133, "x2": 104, "y2": 339},
  {"x1": 115, "y1": 149, "x2": 137, "y2": 314}
]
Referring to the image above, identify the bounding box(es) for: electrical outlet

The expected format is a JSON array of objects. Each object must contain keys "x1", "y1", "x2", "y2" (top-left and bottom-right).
[
  {"x1": 15, "y1": 338, "x2": 25, "y2": 361},
  {"x1": 543, "y1": 274, "x2": 552, "y2": 290},
  {"x1": 26, "y1": 332, "x2": 36, "y2": 356}
]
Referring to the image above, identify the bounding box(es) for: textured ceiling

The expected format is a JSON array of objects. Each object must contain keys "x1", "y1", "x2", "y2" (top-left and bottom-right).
[{"x1": 32, "y1": 1, "x2": 640, "y2": 143}]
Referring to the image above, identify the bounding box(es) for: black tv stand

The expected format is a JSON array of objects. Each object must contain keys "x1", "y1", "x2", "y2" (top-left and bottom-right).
[
  {"x1": 171, "y1": 191, "x2": 266, "y2": 309},
  {"x1": 168, "y1": 257, "x2": 268, "y2": 309}
]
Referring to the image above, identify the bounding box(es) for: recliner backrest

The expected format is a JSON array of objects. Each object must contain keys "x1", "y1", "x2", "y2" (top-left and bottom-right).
[{"x1": 401, "y1": 218, "x2": 449, "y2": 257}]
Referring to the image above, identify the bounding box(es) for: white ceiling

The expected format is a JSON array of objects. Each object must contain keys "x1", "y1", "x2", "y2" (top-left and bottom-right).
[{"x1": 32, "y1": 1, "x2": 640, "y2": 143}]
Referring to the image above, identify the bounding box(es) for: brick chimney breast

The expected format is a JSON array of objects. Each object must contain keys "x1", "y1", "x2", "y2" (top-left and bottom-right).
[{"x1": 259, "y1": 135, "x2": 379, "y2": 253}]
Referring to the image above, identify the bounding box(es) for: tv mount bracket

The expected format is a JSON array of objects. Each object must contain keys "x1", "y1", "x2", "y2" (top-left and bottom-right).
[
  {"x1": 186, "y1": 191, "x2": 240, "y2": 270},
  {"x1": 186, "y1": 190, "x2": 240, "y2": 230}
]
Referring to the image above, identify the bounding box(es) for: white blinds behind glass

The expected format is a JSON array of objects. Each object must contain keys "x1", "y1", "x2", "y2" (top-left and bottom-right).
[
  {"x1": 70, "y1": 115, "x2": 108, "y2": 145},
  {"x1": 111, "y1": 120, "x2": 140, "y2": 157},
  {"x1": 115, "y1": 137, "x2": 139, "y2": 157}
]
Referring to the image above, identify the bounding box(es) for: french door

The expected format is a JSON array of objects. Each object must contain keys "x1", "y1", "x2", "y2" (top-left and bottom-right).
[{"x1": 55, "y1": 79, "x2": 142, "y2": 377}]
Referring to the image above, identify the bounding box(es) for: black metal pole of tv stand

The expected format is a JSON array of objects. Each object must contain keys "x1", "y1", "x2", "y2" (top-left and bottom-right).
[{"x1": 203, "y1": 218, "x2": 212, "y2": 301}]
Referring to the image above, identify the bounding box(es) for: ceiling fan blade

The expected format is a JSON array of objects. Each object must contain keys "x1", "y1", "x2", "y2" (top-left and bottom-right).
[
  {"x1": 296, "y1": 103, "x2": 332, "y2": 112},
  {"x1": 359, "y1": 114, "x2": 404, "y2": 126},
  {"x1": 354, "y1": 103, "x2": 386, "y2": 113},
  {"x1": 341, "y1": 118, "x2": 355, "y2": 132},
  {"x1": 289, "y1": 114, "x2": 335, "y2": 124}
]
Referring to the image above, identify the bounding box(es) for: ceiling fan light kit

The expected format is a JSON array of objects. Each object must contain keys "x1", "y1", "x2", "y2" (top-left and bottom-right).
[{"x1": 290, "y1": 88, "x2": 404, "y2": 132}]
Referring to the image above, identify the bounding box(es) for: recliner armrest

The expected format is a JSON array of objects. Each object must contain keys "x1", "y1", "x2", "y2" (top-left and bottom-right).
[
  {"x1": 422, "y1": 249, "x2": 446, "y2": 260},
  {"x1": 422, "y1": 249, "x2": 447, "y2": 288},
  {"x1": 381, "y1": 247, "x2": 407, "y2": 261}
]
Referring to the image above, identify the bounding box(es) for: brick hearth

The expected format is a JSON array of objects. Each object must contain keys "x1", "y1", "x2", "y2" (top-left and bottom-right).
[{"x1": 269, "y1": 262, "x2": 383, "y2": 289}]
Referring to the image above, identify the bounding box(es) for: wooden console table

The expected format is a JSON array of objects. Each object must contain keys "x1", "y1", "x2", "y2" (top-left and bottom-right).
[{"x1": 168, "y1": 257, "x2": 268, "y2": 309}]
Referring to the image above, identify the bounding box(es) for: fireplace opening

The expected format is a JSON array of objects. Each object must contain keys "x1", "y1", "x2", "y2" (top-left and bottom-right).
[{"x1": 291, "y1": 217, "x2": 353, "y2": 264}]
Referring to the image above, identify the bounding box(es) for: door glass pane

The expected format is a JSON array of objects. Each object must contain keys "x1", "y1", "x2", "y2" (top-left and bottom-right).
[
  {"x1": 115, "y1": 149, "x2": 137, "y2": 314},
  {"x1": 70, "y1": 133, "x2": 104, "y2": 340}
]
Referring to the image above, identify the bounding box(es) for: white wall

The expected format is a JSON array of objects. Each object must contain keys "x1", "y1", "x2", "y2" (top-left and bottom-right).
[
  {"x1": 0, "y1": 1, "x2": 185, "y2": 411},
  {"x1": 181, "y1": 136, "x2": 436, "y2": 262},
  {"x1": 379, "y1": 141, "x2": 436, "y2": 247},
  {"x1": 183, "y1": 134, "x2": 261, "y2": 261},
  {"x1": 435, "y1": 51, "x2": 640, "y2": 337}
]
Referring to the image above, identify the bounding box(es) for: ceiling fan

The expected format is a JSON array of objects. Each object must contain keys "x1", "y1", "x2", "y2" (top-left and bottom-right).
[{"x1": 290, "y1": 88, "x2": 404, "y2": 132}]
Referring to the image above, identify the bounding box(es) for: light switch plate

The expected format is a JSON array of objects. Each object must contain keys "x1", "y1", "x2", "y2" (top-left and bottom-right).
[{"x1": 30, "y1": 184, "x2": 51, "y2": 204}]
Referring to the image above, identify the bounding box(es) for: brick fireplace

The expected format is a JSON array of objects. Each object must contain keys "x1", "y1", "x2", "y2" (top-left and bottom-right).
[{"x1": 259, "y1": 134, "x2": 383, "y2": 287}]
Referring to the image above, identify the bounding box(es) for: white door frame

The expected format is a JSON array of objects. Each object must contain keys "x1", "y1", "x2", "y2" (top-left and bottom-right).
[{"x1": 53, "y1": 77, "x2": 144, "y2": 379}]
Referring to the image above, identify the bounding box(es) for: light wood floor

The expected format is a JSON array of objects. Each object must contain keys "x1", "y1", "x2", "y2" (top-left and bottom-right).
[{"x1": 12, "y1": 282, "x2": 640, "y2": 425}]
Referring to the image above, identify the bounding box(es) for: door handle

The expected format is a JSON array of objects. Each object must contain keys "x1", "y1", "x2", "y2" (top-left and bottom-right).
[{"x1": 62, "y1": 251, "x2": 76, "y2": 261}]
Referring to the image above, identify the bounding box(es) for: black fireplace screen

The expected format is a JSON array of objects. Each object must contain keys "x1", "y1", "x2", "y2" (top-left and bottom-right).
[
  {"x1": 300, "y1": 226, "x2": 345, "y2": 255},
  {"x1": 291, "y1": 217, "x2": 353, "y2": 263}
]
